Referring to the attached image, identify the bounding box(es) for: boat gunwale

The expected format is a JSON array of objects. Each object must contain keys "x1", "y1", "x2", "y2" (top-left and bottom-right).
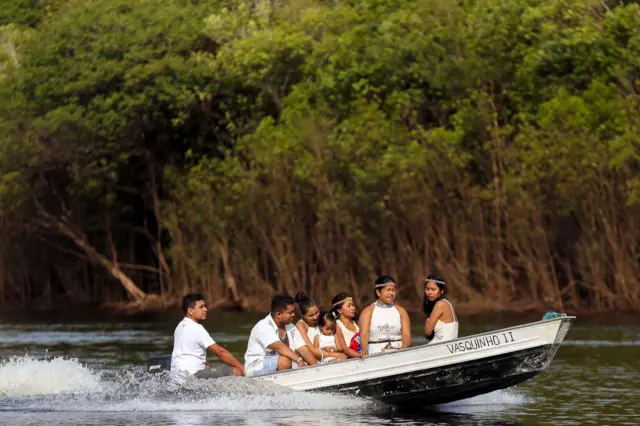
[{"x1": 253, "y1": 316, "x2": 576, "y2": 379}]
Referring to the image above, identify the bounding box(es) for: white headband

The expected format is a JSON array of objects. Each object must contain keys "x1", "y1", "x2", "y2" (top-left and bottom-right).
[
  {"x1": 333, "y1": 297, "x2": 353, "y2": 307},
  {"x1": 375, "y1": 282, "x2": 396, "y2": 288}
]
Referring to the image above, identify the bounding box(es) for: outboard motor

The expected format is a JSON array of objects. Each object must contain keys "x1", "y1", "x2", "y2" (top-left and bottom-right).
[{"x1": 147, "y1": 355, "x2": 172, "y2": 373}]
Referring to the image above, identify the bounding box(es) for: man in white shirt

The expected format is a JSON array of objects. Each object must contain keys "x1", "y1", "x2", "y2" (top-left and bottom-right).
[
  {"x1": 244, "y1": 293, "x2": 317, "y2": 376},
  {"x1": 171, "y1": 293, "x2": 245, "y2": 378}
]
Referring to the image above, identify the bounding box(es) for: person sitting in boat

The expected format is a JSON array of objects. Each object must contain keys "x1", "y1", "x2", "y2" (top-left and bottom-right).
[
  {"x1": 331, "y1": 292, "x2": 362, "y2": 358},
  {"x1": 294, "y1": 291, "x2": 337, "y2": 362},
  {"x1": 244, "y1": 293, "x2": 317, "y2": 377},
  {"x1": 359, "y1": 275, "x2": 411, "y2": 356},
  {"x1": 423, "y1": 274, "x2": 459, "y2": 344},
  {"x1": 171, "y1": 293, "x2": 245, "y2": 379},
  {"x1": 314, "y1": 311, "x2": 347, "y2": 362}
]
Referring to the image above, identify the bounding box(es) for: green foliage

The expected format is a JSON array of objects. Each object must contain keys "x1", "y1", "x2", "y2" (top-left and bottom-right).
[
  {"x1": 0, "y1": 0, "x2": 47, "y2": 27},
  {"x1": 1, "y1": 0, "x2": 639, "y2": 309}
]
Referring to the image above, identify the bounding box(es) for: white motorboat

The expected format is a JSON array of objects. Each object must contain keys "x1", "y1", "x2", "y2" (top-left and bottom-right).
[{"x1": 148, "y1": 315, "x2": 575, "y2": 406}]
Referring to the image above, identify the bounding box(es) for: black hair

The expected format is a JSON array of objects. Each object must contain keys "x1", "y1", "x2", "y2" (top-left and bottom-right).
[
  {"x1": 271, "y1": 293, "x2": 295, "y2": 316},
  {"x1": 422, "y1": 274, "x2": 447, "y2": 318},
  {"x1": 374, "y1": 275, "x2": 396, "y2": 299},
  {"x1": 294, "y1": 291, "x2": 317, "y2": 316},
  {"x1": 330, "y1": 292, "x2": 352, "y2": 319},
  {"x1": 182, "y1": 293, "x2": 204, "y2": 314},
  {"x1": 318, "y1": 311, "x2": 336, "y2": 329},
  {"x1": 375, "y1": 275, "x2": 396, "y2": 286}
]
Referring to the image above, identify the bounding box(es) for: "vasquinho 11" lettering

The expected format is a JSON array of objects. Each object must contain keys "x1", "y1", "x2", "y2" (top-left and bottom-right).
[{"x1": 446, "y1": 332, "x2": 516, "y2": 354}]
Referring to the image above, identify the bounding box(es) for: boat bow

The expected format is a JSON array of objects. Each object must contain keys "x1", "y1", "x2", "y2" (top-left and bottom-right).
[{"x1": 255, "y1": 316, "x2": 576, "y2": 406}]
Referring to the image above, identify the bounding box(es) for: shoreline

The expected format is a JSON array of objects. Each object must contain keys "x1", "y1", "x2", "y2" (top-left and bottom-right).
[{"x1": 0, "y1": 297, "x2": 636, "y2": 319}]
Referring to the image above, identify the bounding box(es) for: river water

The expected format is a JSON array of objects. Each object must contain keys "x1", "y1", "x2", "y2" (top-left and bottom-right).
[{"x1": 0, "y1": 310, "x2": 638, "y2": 425}]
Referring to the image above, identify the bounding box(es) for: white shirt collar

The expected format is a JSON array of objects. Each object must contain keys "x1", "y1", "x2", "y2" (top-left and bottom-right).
[{"x1": 265, "y1": 314, "x2": 293, "y2": 332}]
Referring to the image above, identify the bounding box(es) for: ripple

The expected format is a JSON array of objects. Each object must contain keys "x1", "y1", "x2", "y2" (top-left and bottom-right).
[{"x1": 563, "y1": 340, "x2": 640, "y2": 347}]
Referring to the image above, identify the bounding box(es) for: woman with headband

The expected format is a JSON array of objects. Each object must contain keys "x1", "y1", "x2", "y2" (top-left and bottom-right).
[
  {"x1": 423, "y1": 274, "x2": 458, "y2": 344},
  {"x1": 359, "y1": 275, "x2": 411, "y2": 356},
  {"x1": 331, "y1": 293, "x2": 362, "y2": 358}
]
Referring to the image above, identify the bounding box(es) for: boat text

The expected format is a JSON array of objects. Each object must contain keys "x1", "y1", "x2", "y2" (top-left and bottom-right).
[{"x1": 446, "y1": 332, "x2": 516, "y2": 354}]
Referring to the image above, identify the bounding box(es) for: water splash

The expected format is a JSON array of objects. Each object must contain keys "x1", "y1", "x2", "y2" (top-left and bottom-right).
[
  {"x1": 436, "y1": 389, "x2": 531, "y2": 413},
  {"x1": 0, "y1": 355, "x2": 101, "y2": 397},
  {"x1": 0, "y1": 356, "x2": 370, "y2": 412}
]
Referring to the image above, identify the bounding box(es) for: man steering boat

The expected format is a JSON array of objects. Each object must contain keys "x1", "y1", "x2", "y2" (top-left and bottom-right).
[{"x1": 171, "y1": 293, "x2": 245, "y2": 378}]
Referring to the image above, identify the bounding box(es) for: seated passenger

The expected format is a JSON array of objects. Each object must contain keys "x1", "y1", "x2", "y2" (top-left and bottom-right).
[
  {"x1": 313, "y1": 312, "x2": 347, "y2": 362},
  {"x1": 331, "y1": 293, "x2": 362, "y2": 358},
  {"x1": 171, "y1": 293, "x2": 244, "y2": 379},
  {"x1": 294, "y1": 292, "x2": 323, "y2": 360},
  {"x1": 423, "y1": 275, "x2": 459, "y2": 344},
  {"x1": 244, "y1": 293, "x2": 317, "y2": 377},
  {"x1": 359, "y1": 275, "x2": 411, "y2": 356}
]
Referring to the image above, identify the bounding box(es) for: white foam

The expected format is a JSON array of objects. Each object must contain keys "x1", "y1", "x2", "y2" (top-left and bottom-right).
[
  {"x1": 57, "y1": 392, "x2": 367, "y2": 412},
  {"x1": 436, "y1": 389, "x2": 531, "y2": 413},
  {"x1": 0, "y1": 355, "x2": 102, "y2": 397},
  {"x1": 0, "y1": 356, "x2": 370, "y2": 413}
]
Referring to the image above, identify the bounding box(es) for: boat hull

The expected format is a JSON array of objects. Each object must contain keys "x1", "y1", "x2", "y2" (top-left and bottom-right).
[
  {"x1": 254, "y1": 316, "x2": 575, "y2": 406},
  {"x1": 147, "y1": 316, "x2": 575, "y2": 407},
  {"x1": 323, "y1": 345, "x2": 547, "y2": 406}
]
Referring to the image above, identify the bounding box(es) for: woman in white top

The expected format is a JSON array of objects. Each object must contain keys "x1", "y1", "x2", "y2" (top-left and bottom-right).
[
  {"x1": 331, "y1": 292, "x2": 362, "y2": 358},
  {"x1": 359, "y1": 275, "x2": 411, "y2": 356},
  {"x1": 294, "y1": 291, "x2": 333, "y2": 362},
  {"x1": 423, "y1": 275, "x2": 459, "y2": 344}
]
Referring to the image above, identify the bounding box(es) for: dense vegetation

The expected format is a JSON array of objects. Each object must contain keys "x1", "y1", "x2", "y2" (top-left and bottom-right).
[{"x1": 1, "y1": 0, "x2": 638, "y2": 312}]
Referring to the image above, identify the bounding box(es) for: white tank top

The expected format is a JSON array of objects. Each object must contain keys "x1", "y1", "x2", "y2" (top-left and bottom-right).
[
  {"x1": 368, "y1": 301, "x2": 403, "y2": 354},
  {"x1": 296, "y1": 320, "x2": 319, "y2": 345},
  {"x1": 306, "y1": 325, "x2": 320, "y2": 343},
  {"x1": 428, "y1": 299, "x2": 459, "y2": 344},
  {"x1": 317, "y1": 333, "x2": 336, "y2": 348},
  {"x1": 337, "y1": 319, "x2": 359, "y2": 347}
]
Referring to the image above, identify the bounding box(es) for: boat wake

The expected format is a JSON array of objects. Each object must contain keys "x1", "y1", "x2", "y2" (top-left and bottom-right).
[
  {"x1": 1, "y1": 355, "x2": 531, "y2": 415},
  {"x1": 563, "y1": 339, "x2": 640, "y2": 347},
  {"x1": 0, "y1": 355, "x2": 101, "y2": 397},
  {"x1": 0, "y1": 356, "x2": 371, "y2": 412},
  {"x1": 436, "y1": 388, "x2": 532, "y2": 414}
]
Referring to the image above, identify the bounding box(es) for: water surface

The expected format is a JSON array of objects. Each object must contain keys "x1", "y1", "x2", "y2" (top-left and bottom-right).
[{"x1": 0, "y1": 310, "x2": 638, "y2": 425}]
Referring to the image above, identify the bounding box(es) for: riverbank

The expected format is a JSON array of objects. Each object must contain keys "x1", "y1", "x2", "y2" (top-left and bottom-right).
[{"x1": 0, "y1": 296, "x2": 636, "y2": 319}]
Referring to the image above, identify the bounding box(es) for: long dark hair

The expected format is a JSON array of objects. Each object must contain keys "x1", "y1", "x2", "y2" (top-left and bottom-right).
[
  {"x1": 422, "y1": 274, "x2": 446, "y2": 318},
  {"x1": 294, "y1": 291, "x2": 317, "y2": 316}
]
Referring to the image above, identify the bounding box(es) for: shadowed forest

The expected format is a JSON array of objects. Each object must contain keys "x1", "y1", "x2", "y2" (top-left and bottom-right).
[{"x1": 0, "y1": 0, "x2": 639, "y2": 313}]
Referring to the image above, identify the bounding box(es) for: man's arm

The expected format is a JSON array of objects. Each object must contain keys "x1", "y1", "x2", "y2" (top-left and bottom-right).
[
  {"x1": 207, "y1": 344, "x2": 245, "y2": 376},
  {"x1": 268, "y1": 341, "x2": 303, "y2": 365}
]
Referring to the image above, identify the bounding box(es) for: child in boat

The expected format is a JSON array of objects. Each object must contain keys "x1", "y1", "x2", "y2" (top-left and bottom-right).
[{"x1": 314, "y1": 312, "x2": 347, "y2": 362}]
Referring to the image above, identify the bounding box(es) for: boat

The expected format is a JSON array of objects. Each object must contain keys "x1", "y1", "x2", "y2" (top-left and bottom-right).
[{"x1": 147, "y1": 315, "x2": 575, "y2": 407}]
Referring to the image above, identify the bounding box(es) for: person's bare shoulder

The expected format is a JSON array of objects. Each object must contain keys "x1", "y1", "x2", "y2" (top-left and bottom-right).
[
  {"x1": 394, "y1": 304, "x2": 410, "y2": 316},
  {"x1": 295, "y1": 320, "x2": 308, "y2": 332},
  {"x1": 361, "y1": 304, "x2": 375, "y2": 316},
  {"x1": 432, "y1": 300, "x2": 447, "y2": 312}
]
